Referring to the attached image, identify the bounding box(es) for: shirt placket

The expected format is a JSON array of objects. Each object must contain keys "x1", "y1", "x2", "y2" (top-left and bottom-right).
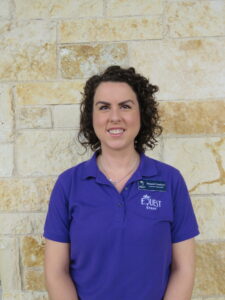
[{"x1": 114, "y1": 186, "x2": 129, "y2": 225}]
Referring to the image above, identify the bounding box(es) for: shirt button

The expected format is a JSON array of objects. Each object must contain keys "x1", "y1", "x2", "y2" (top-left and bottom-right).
[
  {"x1": 118, "y1": 202, "x2": 123, "y2": 207},
  {"x1": 124, "y1": 187, "x2": 128, "y2": 190}
]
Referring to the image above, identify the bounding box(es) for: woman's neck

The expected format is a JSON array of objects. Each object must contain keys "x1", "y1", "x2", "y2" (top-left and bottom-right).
[{"x1": 97, "y1": 148, "x2": 140, "y2": 171}]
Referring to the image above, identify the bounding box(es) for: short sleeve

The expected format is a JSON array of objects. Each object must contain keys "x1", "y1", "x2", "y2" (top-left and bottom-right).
[
  {"x1": 43, "y1": 177, "x2": 70, "y2": 243},
  {"x1": 171, "y1": 172, "x2": 199, "y2": 243}
]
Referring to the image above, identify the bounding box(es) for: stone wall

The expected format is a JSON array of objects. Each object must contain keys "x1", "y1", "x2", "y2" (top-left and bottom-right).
[{"x1": 0, "y1": 1, "x2": 224, "y2": 299}]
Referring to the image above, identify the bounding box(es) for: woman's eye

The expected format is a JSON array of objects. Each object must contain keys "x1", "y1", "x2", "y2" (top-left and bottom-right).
[
  {"x1": 99, "y1": 105, "x2": 109, "y2": 110},
  {"x1": 121, "y1": 104, "x2": 131, "y2": 109}
]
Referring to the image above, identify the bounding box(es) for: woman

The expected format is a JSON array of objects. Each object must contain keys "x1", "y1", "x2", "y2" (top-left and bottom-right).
[{"x1": 44, "y1": 66, "x2": 199, "y2": 300}]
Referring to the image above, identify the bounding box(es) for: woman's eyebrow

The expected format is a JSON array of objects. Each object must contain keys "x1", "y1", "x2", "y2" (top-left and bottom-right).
[
  {"x1": 95, "y1": 99, "x2": 135, "y2": 106},
  {"x1": 95, "y1": 101, "x2": 110, "y2": 106},
  {"x1": 119, "y1": 100, "x2": 135, "y2": 105}
]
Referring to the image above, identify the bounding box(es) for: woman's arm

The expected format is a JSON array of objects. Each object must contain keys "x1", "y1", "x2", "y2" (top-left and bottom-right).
[
  {"x1": 163, "y1": 238, "x2": 196, "y2": 300},
  {"x1": 44, "y1": 239, "x2": 79, "y2": 300}
]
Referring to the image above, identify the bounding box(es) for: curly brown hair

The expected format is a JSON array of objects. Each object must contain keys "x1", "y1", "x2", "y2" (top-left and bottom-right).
[{"x1": 78, "y1": 65, "x2": 162, "y2": 153}]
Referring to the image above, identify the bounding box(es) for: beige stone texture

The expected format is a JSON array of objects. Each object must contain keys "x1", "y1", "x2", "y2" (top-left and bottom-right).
[
  {"x1": 21, "y1": 236, "x2": 45, "y2": 268},
  {"x1": 17, "y1": 106, "x2": 52, "y2": 129},
  {"x1": 0, "y1": 177, "x2": 55, "y2": 211},
  {"x1": 0, "y1": 238, "x2": 21, "y2": 291},
  {"x1": 0, "y1": 213, "x2": 45, "y2": 235},
  {"x1": 159, "y1": 100, "x2": 225, "y2": 135},
  {"x1": 15, "y1": 0, "x2": 103, "y2": 19},
  {"x1": 60, "y1": 16, "x2": 163, "y2": 43},
  {"x1": 145, "y1": 140, "x2": 162, "y2": 161},
  {"x1": 2, "y1": 291, "x2": 48, "y2": 300},
  {"x1": 192, "y1": 197, "x2": 225, "y2": 240},
  {"x1": 16, "y1": 130, "x2": 90, "y2": 176},
  {"x1": 205, "y1": 298, "x2": 225, "y2": 300},
  {"x1": 23, "y1": 269, "x2": 45, "y2": 291},
  {"x1": 60, "y1": 44, "x2": 128, "y2": 79},
  {"x1": 194, "y1": 242, "x2": 225, "y2": 296},
  {"x1": 15, "y1": 81, "x2": 83, "y2": 106},
  {"x1": 129, "y1": 38, "x2": 225, "y2": 100},
  {"x1": 0, "y1": 20, "x2": 56, "y2": 80},
  {"x1": 0, "y1": 143, "x2": 14, "y2": 177},
  {"x1": 163, "y1": 137, "x2": 225, "y2": 194},
  {"x1": 0, "y1": 85, "x2": 13, "y2": 143},
  {"x1": 106, "y1": 0, "x2": 163, "y2": 16},
  {"x1": 166, "y1": 1, "x2": 225, "y2": 38},
  {"x1": 0, "y1": 0, "x2": 11, "y2": 18},
  {"x1": 53, "y1": 104, "x2": 80, "y2": 128}
]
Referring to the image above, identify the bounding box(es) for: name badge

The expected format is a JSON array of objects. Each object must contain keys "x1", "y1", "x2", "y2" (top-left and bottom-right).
[{"x1": 138, "y1": 180, "x2": 166, "y2": 191}]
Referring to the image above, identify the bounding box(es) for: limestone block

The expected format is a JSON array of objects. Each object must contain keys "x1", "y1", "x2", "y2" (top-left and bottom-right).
[
  {"x1": 53, "y1": 104, "x2": 80, "y2": 128},
  {"x1": 23, "y1": 269, "x2": 45, "y2": 291},
  {"x1": 0, "y1": 178, "x2": 55, "y2": 211},
  {"x1": 16, "y1": 130, "x2": 90, "y2": 176},
  {"x1": 0, "y1": 144, "x2": 13, "y2": 177},
  {"x1": 60, "y1": 44, "x2": 128, "y2": 79},
  {"x1": 21, "y1": 236, "x2": 45, "y2": 267},
  {"x1": 129, "y1": 39, "x2": 225, "y2": 100},
  {"x1": 15, "y1": 0, "x2": 103, "y2": 18},
  {"x1": 0, "y1": 0, "x2": 11, "y2": 18},
  {"x1": 0, "y1": 238, "x2": 21, "y2": 291},
  {"x1": 0, "y1": 85, "x2": 13, "y2": 143},
  {"x1": 2, "y1": 291, "x2": 48, "y2": 300},
  {"x1": 194, "y1": 242, "x2": 225, "y2": 296},
  {"x1": 17, "y1": 106, "x2": 52, "y2": 129},
  {"x1": 0, "y1": 20, "x2": 56, "y2": 80},
  {"x1": 192, "y1": 197, "x2": 225, "y2": 240},
  {"x1": 60, "y1": 16, "x2": 163, "y2": 43},
  {"x1": 0, "y1": 213, "x2": 45, "y2": 235},
  {"x1": 205, "y1": 298, "x2": 225, "y2": 300},
  {"x1": 106, "y1": 0, "x2": 163, "y2": 16},
  {"x1": 159, "y1": 100, "x2": 225, "y2": 135},
  {"x1": 16, "y1": 81, "x2": 83, "y2": 105},
  {"x1": 166, "y1": 1, "x2": 225, "y2": 38},
  {"x1": 163, "y1": 137, "x2": 225, "y2": 194}
]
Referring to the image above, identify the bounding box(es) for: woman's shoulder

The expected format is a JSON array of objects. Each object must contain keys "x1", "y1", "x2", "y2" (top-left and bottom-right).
[{"x1": 143, "y1": 154, "x2": 181, "y2": 176}]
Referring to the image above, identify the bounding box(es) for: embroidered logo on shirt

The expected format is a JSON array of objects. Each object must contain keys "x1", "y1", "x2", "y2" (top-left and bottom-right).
[
  {"x1": 138, "y1": 180, "x2": 166, "y2": 191},
  {"x1": 141, "y1": 194, "x2": 162, "y2": 211}
]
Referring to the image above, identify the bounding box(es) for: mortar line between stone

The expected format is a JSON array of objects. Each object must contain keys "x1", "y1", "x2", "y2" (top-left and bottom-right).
[
  {"x1": 12, "y1": 14, "x2": 165, "y2": 21},
  {"x1": 17, "y1": 237, "x2": 22, "y2": 290},
  {"x1": 160, "y1": 136, "x2": 165, "y2": 162},
  {"x1": 164, "y1": 34, "x2": 225, "y2": 40},
  {"x1": 162, "y1": 0, "x2": 168, "y2": 39},
  {"x1": 56, "y1": 20, "x2": 61, "y2": 80},
  {"x1": 162, "y1": 134, "x2": 225, "y2": 139},
  {"x1": 58, "y1": 37, "x2": 164, "y2": 45},
  {"x1": 11, "y1": 84, "x2": 17, "y2": 177},
  {"x1": 9, "y1": 0, "x2": 15, "y2": 20},
  {"x1": 196, "y1": 239, "x2": 225, "y2": 243},
  {"x1": 0, "y1": 211, "x2": 47, "y2": 214},
  {"x1": 103, "y1": 0, "x2": 107, "y2": 17},
  {"x1": 57, "y1": 35, "x2": 225, "y2": 45},
  {"x1": 191, "y1": 194, "x2": 225, "y2": 198}
]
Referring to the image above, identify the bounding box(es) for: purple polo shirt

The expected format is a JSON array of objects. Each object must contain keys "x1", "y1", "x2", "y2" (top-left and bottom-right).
[{"x1": 44, "y1": 153, "x2": 199, "y2": 300}]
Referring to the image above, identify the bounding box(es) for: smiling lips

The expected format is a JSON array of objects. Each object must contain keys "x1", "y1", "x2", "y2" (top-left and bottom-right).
[{"x1": 107, "y1": 128, "x2": 125, "y2": 136}]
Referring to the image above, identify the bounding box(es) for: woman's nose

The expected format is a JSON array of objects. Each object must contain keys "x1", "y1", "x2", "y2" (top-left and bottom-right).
[{"x1": 109, "y1": 107, "x2": 121, "y2": 122}]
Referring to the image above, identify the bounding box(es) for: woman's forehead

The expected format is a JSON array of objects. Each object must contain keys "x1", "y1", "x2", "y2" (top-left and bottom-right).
[{"x1": 94, "y1": 81, "x2": 137, "y2": 102}]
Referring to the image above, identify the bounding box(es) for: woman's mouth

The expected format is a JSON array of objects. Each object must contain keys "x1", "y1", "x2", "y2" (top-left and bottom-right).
[{"x1": 107, "y1": 128, "x2": 125, "y2": 136}]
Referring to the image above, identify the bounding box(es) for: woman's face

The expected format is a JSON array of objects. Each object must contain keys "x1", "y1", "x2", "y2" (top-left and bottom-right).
[{"x1": 92, "y1": 81, "x2": 141, "y2": 153}]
